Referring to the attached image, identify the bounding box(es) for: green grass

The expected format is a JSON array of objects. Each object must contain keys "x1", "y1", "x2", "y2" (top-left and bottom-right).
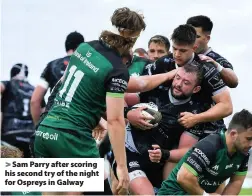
[{"x1": 240, "y1": 188, "x2": 252, "y2": 195}]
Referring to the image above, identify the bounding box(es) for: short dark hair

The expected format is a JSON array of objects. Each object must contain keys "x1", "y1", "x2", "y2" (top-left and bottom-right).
[
  {"x1": 65, "y1": 31, "x2": 85, "y2": 52},
  {"x1": 186, "y1": 15, "x2": 213, "y2": 33},
  {"x1": 182, "y1": 64, "x2": 203, "y2": 85},
  {"x1": 228, "y1": 109, "x2": 252, "y2": 132},
  {"x1": 148, "y1": 35, "x2": 170, "y2": 51},
  {"x1": 10, "y1": 63, "x2": 28, "y2": 78},
  {"x1": 171, "y1": 24, "x2": 196, "y2": 46}
]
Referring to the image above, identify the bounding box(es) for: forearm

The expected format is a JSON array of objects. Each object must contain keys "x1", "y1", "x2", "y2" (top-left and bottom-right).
[
  {"x1": 221, "y1": 182, "x2": 242, "y2": 195},
  {"x1": 127, "y1": 71, "x2": 174, "y2": 93},
  {"x1": 220, "y1": 68, "x2": 238, "y2": 88},
  {"x1": 140, "y1": 72, "x2": 173, "y2": 92},
  {"x1": 178, "y1": 177, "x2": 204, "y2": 195},
  {"x1": 169, "y1": 148, "x2": 190, "y2": 163},
  {"x1": 107, "y1": 119, "x2": 127, "y2": 167},
  {"x1": 195, "y1": 102, "x2": 232, "y2": 123},
  {"x1": 30, "y1": 102, "x2": 42, "y2": 125}
]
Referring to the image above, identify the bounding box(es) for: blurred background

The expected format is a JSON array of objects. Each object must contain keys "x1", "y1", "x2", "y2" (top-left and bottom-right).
[{"x1": 1, "y1": 0, "x2": 251, "y2": 193}]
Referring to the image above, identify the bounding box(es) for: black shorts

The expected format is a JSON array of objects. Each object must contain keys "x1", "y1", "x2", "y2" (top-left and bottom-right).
[
  {"x1": 1, "y1": 130, "x2": 34, "y2": 158},
  {"x1": 108, "y1": 148, "x2": 164, "y2": 188}
]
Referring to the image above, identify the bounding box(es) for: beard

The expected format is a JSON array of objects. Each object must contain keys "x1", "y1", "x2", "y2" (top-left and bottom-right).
[{"x1": 171, "y1": 85, "x2": 192, "y2": 100}]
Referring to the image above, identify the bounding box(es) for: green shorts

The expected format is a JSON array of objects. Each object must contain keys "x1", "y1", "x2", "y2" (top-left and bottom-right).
[{"x1": 34, "y1": 125, "x2": 99, "y2": 158}]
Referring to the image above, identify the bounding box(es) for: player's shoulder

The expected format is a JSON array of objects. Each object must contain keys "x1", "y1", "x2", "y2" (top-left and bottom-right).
[
  {"x1": 206, "y1": 49, "x2": 225, "y2": 60},
  {"x1": 87, "y1": 40, "x2": 123, "y2": 68},
  {"x1": 195, "y1": 132, "x2": 223, "y2": 151},
  {"x1": 158, "y1": 53, "x2": 174, "y2": 64},
  {"x1": 47, "y1": 55, "x2": 70, "y2": 68}
]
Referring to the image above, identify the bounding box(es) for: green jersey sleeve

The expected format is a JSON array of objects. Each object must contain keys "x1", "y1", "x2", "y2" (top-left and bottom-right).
[{"x1": 105, "y1": 66, "x2": 129, "y2": 98}]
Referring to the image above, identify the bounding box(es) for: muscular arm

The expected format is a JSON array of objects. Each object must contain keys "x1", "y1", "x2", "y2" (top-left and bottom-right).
[
  {"x1": 169, "y1": 132, "x2": 198, "y2": 162},
  {"x1": 106, "y1": 96, "x2": 127, "y2": 167},
  {"x1": 194, "y1": 88, "x2": 233, "y2": 123},
  {"x1": 30, "y1": 86, "x2": 47, "y2": 125},
  {"x1": 221, "y1": 175, "x2": 246, "y2": 195},
  {"x1": 220, "y1": 68, "x2": 238, "y2": 88},
  {"x1": 177, "y1": 165, "x2": 205, "y2": 195},
  {"x1": 126, "y1": 69, "x2": 176, "y2": 93}
]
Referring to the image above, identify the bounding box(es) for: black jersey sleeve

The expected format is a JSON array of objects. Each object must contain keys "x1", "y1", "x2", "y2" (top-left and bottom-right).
[
  {"x1": 183, "y1": 135, "x2": 218, "y2": 176},
  {"x1": 105, "y1": 66, "x2": 130, "y2": 97},
  {"x1": 1, "y1": 80, "x2": 10, "y2": 88},
  {"x1": 207, "y1": 51, "x2": 233, "y2": 70},
  {"x1": 39, "y1": 63, "x2": 51, "y2": 89},
  {"x1": 235, "y1": 153, "x2": 250, "y2": 176},
  {"x1": 142, "y1": 54, "x2": 175, "y2": 76},
  {"x1": 201, "y1": 62, "x2": 226, "y2": 97}
]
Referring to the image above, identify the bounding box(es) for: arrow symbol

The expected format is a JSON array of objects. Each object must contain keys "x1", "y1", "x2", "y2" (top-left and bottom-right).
[{"x1": 5, "y1": 162, "x2": 11, "y2": 167}]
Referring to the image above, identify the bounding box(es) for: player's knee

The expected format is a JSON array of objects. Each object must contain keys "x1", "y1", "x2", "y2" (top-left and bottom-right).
[{"x1": 128, "y1": 170, "x2": 155, "y2": 195}]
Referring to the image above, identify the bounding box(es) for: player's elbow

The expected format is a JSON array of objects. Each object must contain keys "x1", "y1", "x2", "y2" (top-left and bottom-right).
[
  {"x1": 107, "y1": 115, "x2": 125, "y2": 125},
  {"x1": 177, "y1": 172, "x2": 189, "y2": 187},
  {"x1": 226, "y1": 77, "x2": 238, "y2": 88},
  {"x1": 177, "y1": 169, "x2": 195, "y2": 187},
  {"x1": 229, "y1": 80, "x2": 238, "y2": 88},
  {"x1": 224, "y1": 102, "x2": 233, "y2": 116},
  {"x1": 30, "y1": 95, "x2": 42, "y2": 108}
]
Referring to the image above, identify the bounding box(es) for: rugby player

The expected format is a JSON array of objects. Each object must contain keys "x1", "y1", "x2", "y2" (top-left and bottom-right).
[
  {"x1": 158, "y1": 109, "x2": 252, "y2": 195},
  {"x1": 186, "y1": 15, "x2": 238, "y2": 88}
]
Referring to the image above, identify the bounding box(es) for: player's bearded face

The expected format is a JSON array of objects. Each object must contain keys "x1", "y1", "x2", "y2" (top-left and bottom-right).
[
  {"x1": 171, "y1": 70, "x2": 197, "y2": 100},
  {"x1": 235, "y1": 129, "x2": 252, "y2": 154},
  {"x1": 171, "y1": 84, "x2": 193, "y2": 100}
]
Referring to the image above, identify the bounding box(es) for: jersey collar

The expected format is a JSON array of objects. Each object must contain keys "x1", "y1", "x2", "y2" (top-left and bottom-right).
[{"x1": 202, "y1": 47, "x2": 213, "y2": 55}]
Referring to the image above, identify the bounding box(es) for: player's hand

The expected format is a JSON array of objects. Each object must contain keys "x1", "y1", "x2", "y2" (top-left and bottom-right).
[
  {"x1": 178, "y1": 112, "x2": 198, "y2": 128},
  {"x1": 115, "y1": 165, "x2": 129, "y2": 195},
  {"x1": 92, "y1": 125, "x2": 107, "y2": 141},
  {"x1": 148, "y1": 144, "x2": 161, "y2": 163},
  {"x1": 198, "y1": 54, "x2": 219, "y2": 67},
  {"x1": 167, "y1": 68, "x2": 178, "y2": 80},
  {"x1": 127, "y1": 107, "x2": 154, "y2": 130}
]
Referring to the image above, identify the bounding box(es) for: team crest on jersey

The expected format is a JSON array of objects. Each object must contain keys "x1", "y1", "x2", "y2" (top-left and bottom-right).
[{"x1": 86, "y1": 51, "x2": 92, "y2": 58}]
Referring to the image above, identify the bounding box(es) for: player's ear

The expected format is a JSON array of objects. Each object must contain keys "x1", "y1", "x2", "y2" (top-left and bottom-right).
[
  {"x1": 192, "y1": 86, "x2": 201, "y2": 94},
  {"x1": 206, "y1": 34, "x2": 211, "y2": 43},
  {"x1": 230, "y1": 129, "x2": 238, "y2": 141},
  {"x1": 193, "y1": 44, "x2": 198, "y2": 52}
]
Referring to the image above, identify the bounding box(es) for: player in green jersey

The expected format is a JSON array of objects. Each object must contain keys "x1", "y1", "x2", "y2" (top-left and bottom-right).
[
  {"x1": 158, "y1": 109, "x2": 252, "y2": 195},
  {"x1": 34, "y1": 7, "x2": 176, "y2": 195}
]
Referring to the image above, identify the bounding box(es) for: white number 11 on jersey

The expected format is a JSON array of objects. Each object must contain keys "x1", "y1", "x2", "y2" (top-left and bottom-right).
[{"x1": 59, "y1": 65, "x2": 84, "y2": 102}]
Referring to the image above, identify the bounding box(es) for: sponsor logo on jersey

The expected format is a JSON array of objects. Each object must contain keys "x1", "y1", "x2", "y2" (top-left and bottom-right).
[
  {"x1": 212, "y1": 164, "x2": 219, "y2": 171},
  {"x1": 131, "y1": 72, "x2": 140, "y2": 77},
  {"x1": 112, "y1": 78, "x2": 128, "y2": 86},
  {"x1": 194, "y1": 148, "x2": 210, "y2": 165},
  {"x1": 187, "y1": 157, "x2": 202, "y2": 172},
  {"x1": 35, "y1": 130, "x2": 58, "y2": 141},
  {"x1": 86, "y1": 51, "x2": 92, "y2": 58},
  {"x1": 129, "y1": 161, "x2": 140, "y2": 168},
  {"x1": 200, "y1": 179, "x2": 223, "y2": 186},
  {"x1": 74, "y1": 50, "x2": 99, "y2": 73},
  {"x1": 225, "y1": 163, "x2": 233, "y2": 169}
]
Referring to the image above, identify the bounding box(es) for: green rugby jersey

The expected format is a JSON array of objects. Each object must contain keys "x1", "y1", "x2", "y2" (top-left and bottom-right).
[
  {"x1": 41, "y1": 41, "x2": 129, "y2": 134},
  {"x1": 158, "y1": 131, "x2": 249, "y2": 195},
  {"x1": 128, "y1": 55, "x2": 152, "y2": 76}
]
